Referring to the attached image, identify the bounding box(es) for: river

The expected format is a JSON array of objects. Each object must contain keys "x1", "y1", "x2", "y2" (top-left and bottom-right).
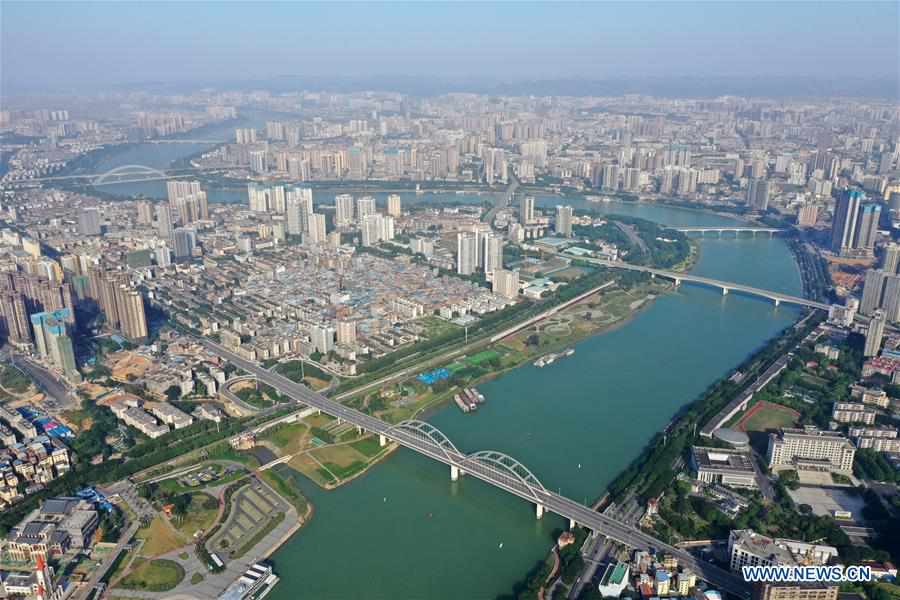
[{"x1": 68, "y1": 140, "x2": 803, "y2": 599}]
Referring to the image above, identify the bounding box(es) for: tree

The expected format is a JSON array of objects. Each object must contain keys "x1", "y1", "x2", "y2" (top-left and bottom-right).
[{"x1": 165, "y1": 385, "x2": 181, "y2": 402}]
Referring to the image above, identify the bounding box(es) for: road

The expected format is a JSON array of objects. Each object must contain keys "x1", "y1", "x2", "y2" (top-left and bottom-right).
[
  {"x1": 9, "y1": 353, "x2": 73, "y2": 407},
  {"x1": 199, "y1": 338, "x2": 751, "y2": 598}
]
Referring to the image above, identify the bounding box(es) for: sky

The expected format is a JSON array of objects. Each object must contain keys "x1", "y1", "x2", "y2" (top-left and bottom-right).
[{"x1": 2, "y1": 1, "x2": 898, "y2": 95}]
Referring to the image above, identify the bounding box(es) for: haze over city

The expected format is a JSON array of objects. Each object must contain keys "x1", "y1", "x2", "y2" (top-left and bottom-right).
[{"x1": 1, "y1": 3, "x2": 900, "y2": 600}]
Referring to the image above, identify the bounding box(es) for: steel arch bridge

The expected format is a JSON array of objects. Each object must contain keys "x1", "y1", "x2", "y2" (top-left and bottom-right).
[
  {"x1": 385, "y1": 420, "x2": 548, "y2": 503},
  {"x1": 387, "y1": 419, "x2": 461, "y2": 462},
  {"x1": 93, "y1": 164, "x2": 168, "y2": 185}
]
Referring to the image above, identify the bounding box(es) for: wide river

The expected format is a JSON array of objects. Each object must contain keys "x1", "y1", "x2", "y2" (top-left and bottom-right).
[{"x1": 82, "y1": 140, "x2": 803, "y2": 599}]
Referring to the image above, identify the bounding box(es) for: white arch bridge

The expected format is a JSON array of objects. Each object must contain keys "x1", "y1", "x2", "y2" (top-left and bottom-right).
[
  {"x1": 199, "y1": 338, "x2": 750, "y2": 598},
  {"x1": 93, "y1": 164, "x2": 169, "y2": 185}
]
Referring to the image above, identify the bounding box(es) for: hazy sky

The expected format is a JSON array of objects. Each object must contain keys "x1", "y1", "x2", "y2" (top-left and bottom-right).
[{"x1": 2, "y1": 1, "x2": 898, "y2": 93}]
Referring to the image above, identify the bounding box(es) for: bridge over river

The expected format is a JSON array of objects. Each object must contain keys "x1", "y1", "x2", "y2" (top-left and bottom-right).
[{"x1": 198, "y1": 338, "x2": 751, "y2": 598}]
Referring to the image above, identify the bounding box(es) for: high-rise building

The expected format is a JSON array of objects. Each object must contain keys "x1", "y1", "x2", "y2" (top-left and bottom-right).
[
  {"x1": 78, "y1": 207, "x2": 102, "y2": 236},
  {"x1": 556, "y1": 205, "x2": 573, "y2": 237},
  {"x1": 797, "y1": 204, "x2": 818, "y2": 227},
  {"x1": 457, "y1": 232, "x2": 478, "y2": 275},
  {"x1": 882, "y1": 274, "x2": 900, "y2": 322},
  {"x1": 156, "y1": 204, "x2": 173, "y2": 240},
  {"x1": 155, "y1": 245, "x2": 171, "y2": 267},
  {"x1": 173, "y1": 228, "x2": 197, "y2": 259},
  {"x1": 0, "y1": 291, "x2": 30, "y2": 347},
  {"x1": 310, "y1": 324, "x2": 335, "y2": 354},
  {"x1": 306, "y1": 213, "x2": 327, "y2": 245},
  {"x1": 234, "y1": 128, "x2": 256, "y2": 144},
  {"x1": 117, "y1": 286, "x2": 149, "y2": 342},
  {"x1": 386, "y1": 194, "x2": 402, "y2": 217},
  {"x1": 249, "y1": 149, "x2": 267, "y2": 174},
  {"x1": 831, "y1": 189, "x2": 880, "y2": 257},
  {"x1": 356, "y1": 196, "x2": 377, "y2": 222},
  {"x1": 747, "y1": 179, "x2": 770, "y2": 211},
  {"x1": 865, "y1": 310, "x2": 886, "y2": 357},
  {"x1": 286, "y1": 187, "x2": 313, "y2": 236},
  {"x1": 492, "y1": 269, "x2": 519, "y2": 299},
  {"x1": 361, "y1": 214, "x2": 394, "y2": 246},
  {"x1": 883, "y1": 242, "x2": 900, "y2": 274},
  {"x1": 483, "y1": 233, "x2": 504, "y2": 278},
  {"x1": 336, "y1": 320, "x2": 357, "y2": 346},
  {"x1": 136, "y1": 200, "x2": 154, "y2": 225},
  {"x1": 519, "y1": 196, "x2": 534, "y2": 225},
  {"x1": 861, "y1": 269, "x2": 887, "y2": 315},
  {"x1": 335, "y1": 194, "x2": 355, "y2": 226},
  {"x1": 753, "y1": 584, "x2": 838, "y2": 600},
  {"x1": 31, "y1": 309, "x2": 79, "y2": 381}
]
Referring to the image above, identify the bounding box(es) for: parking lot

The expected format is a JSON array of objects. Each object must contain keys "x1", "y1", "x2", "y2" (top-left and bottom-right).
[{"x1": 787, "y1": 485, "x2": 868, "y2": 521}]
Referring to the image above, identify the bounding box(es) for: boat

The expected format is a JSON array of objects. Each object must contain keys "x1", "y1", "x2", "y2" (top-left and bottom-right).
[
  {"x1": 534, "y1": 357, "x2": 547, "y2": 367},
  {"x1": 563, "y1": 348, "x2": 575, "y2": 357},
  {"x1": 454, "y1": 394, "x2": 470, "y2": 413}
]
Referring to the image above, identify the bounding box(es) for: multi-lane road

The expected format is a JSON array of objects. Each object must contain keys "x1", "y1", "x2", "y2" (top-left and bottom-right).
[{"x1": 199, "y1": 338, "x2": 751, "y2": 598}]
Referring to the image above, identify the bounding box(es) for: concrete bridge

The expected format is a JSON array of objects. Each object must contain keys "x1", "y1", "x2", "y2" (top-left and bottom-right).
[
  {"x1": 563, "y1": 255, "x2": 830, "y2": 310},
  {"x1": 198, "y1": 338, "x2": 750, "y2": 598},
  {"x1": 672, "y1": 226, "x2": 784, "y2": 236}
]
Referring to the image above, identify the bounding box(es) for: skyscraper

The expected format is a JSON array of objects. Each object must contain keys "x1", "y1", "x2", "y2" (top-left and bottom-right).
[
  {"x1": 286, "y1": 187, "x2": 313, "y2": 236},
  {"x1": 492, "y1": 269, "x2": 520, "y2": 299},
  {"x1": 457, "y1": 232, "x2": 478, "y2": 275},
  {"x1": 156, "y1": 204, "x2": 173, "y2": 240},
  {"x1": 306, "y1": 213, "x2": 327, "y2": 245},
  {"x1": 519, "y1": 196, "x2": 534, "y2": 225},
  {"x1": 865, "y1": 310, "x2": 886, "y2": 357},
  {"x1": 556, "y1": 205, "x2": 573, "y2": 237},
  {"x1": 335, "y1": 194, "x2": 355, "y2": 226},
  {"x1": 173, "y1": 228, "x2": 197, "y2": 259},
  {"x1": 483, "y1": 233, "x2": 504, "y2": 278},
  {"x1": 883, "y1": 243, "x2": 900, "y2": 274},
  {"x1": 78, "y1": 207, "x2": 102, "y2": 236},
  {"x1": 747, "y1": 179, "x2": 770, "y2": 211},
  {"x1": 30, "y1": 308, "x2": 79, "y2": 381},
  {"x1": 861, "y1": 269, "x2": 886, "y2": 316},
  {"x1": 386, "y1": 194, "x2": 402, "y2": 217},
  {"x1": 117, "y1": 286, "x2": 149, "y2": 342},
  {"x1": 356, "y1": 196, "x2": 377, "y2": 222},
  {"x1": 831, "y1": 189, "x2": 879, "y2": 257}
]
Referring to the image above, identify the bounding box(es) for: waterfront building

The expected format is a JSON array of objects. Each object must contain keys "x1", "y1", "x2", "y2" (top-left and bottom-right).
[
  {"x1": 356, "y1": 196, "x2": 377, "y2": 222},
  {"x1": 766, "y1": 427, "x2": 855, "y2": 474},
  {"x1": 797, "y1": 204, "x2": 818, "y2": 227},
  {"x1": 747, "y1": 179, "x2": 770, "y2": 211},
  {"x1": 690, "y1": 446, "x2": 757, "y2": 488},
  {"x1": 386, "y1": 194, "x2": 402, "y2": 217},
  {"x1": 597, "y1": 562, "x2": 630, "y2": 598},
  {"x1": 5, "y1": 497, "x2": 99, "y2": 563},
  {"x1": 335, "y1": 194, "x2": 355, "y2": 226}
]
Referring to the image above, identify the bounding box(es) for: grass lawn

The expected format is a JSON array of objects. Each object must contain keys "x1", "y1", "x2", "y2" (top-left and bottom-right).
[
  {"x1": 350, "y1": 436, "x2": 385, "y2": 458},
  {"x1": 261, "y1": 467, "x2": 310, "y2": 514},
  {"x1": 172, "y1": 493, "x2": 219, "y2": 539},
  {"x1": 0, "y1": 364, "x2": 32, "y2": 394},
  {"x1": 310, "y1": 443, "x2": 367, "y2": 471},
  {"x1": 136, "y1": 515, "x2": 184, "y2": 557},
  {"x1": 191, "y1": 572, "x2": 205, "y2": 585},
  {"x1": 289, "y1": 453, "x2": 337, "y2": 487},
  {"x1": 736, "y1": 401, "x2": 799, "y2": 432},
  {"x1": 261, "y1": 422, "x2": 309, "y2": 454},
  {"x1": 118, "y1": 558, "x2": 185, "y2": 592}
]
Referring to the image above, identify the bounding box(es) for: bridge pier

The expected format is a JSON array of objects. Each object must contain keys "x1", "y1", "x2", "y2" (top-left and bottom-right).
[
  {"x1": 722, "y1": 287, "x2": 729, "y2": 296},
  {"x1": 379, "y1": 434, "x2": 387, "y2": 447},
  {"x1": 569, "y1": 518, "x2": 576, "y2": 529},
  {"x1": 535, "y1": 503, "x2": 545, "y2": 519},
  {"x1": 774, "y1": 298, "x2": 781, "y2": 307},
  {"x1": 451, "y1": 464, "x2": 460, "y2": 482},
  {"x1": 356, "y1": 425, "x2": 362, "y2": 435}
]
